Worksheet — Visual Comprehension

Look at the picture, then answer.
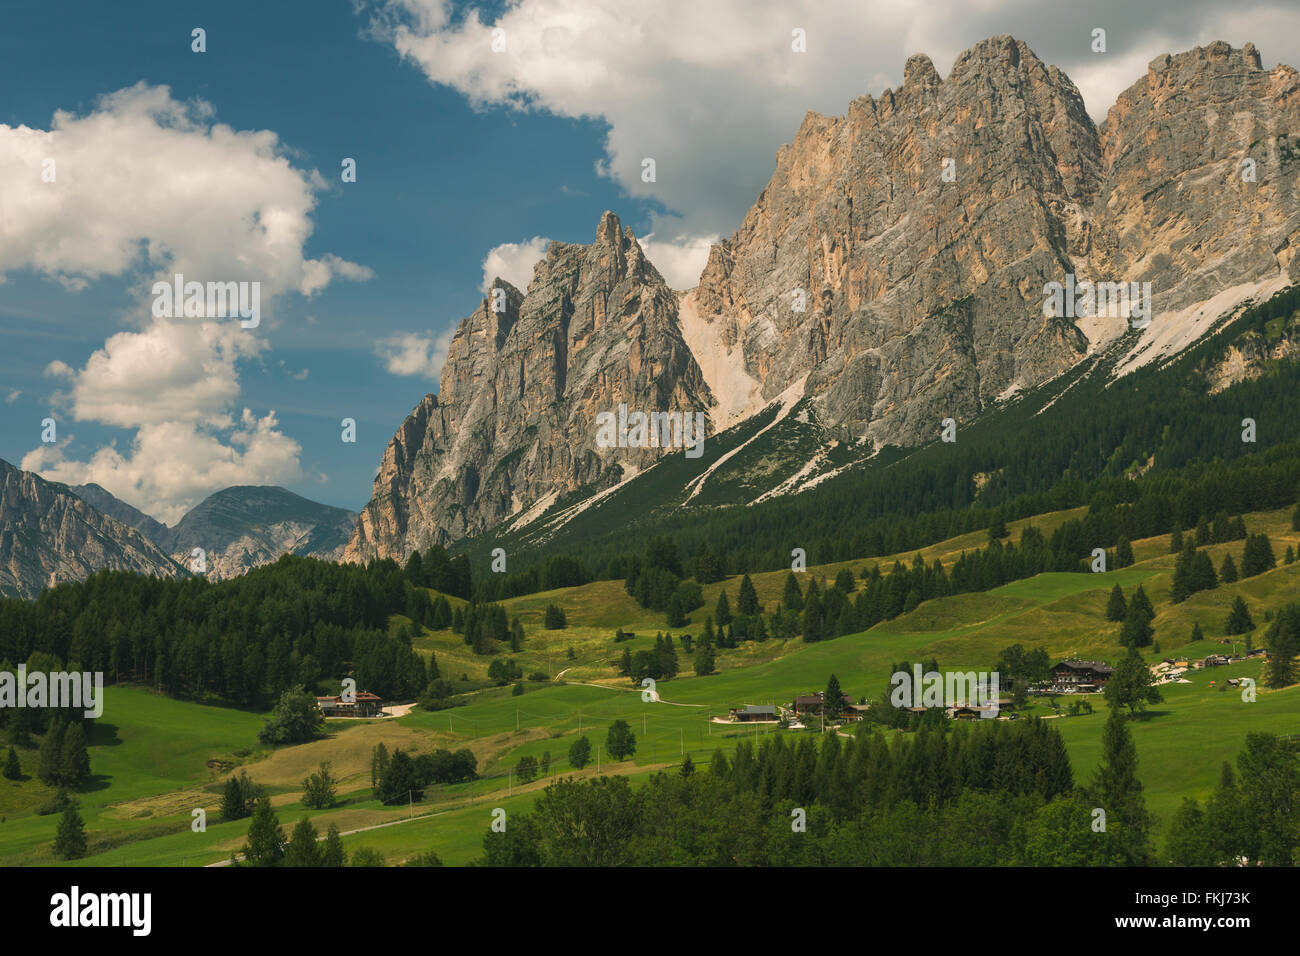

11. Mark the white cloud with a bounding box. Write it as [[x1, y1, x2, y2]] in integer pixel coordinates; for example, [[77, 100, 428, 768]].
[[0, 83, 368, 297], [3, 84, 368, 519], [481, 236, 552, 293], [638, 233, 718, 290], [22, 410, 302, 525], [376, 329, 454, 379], [374, 0, 1300, 243], [4, 390, 21, 404]]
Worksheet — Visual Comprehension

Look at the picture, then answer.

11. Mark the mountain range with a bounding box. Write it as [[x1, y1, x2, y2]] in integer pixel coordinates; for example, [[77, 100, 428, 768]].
[[0, 466, 357, 598], [7, 36, 1300, 597], [345, 36, 1300, 564]]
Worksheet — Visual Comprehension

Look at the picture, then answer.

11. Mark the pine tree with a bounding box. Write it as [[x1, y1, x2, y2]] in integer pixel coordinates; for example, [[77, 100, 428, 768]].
[[1224, 597, 1254, 636], [714, 590, 733, 627], [37, 720, 64, 786], [680, 753, 695, 777], [321, 823, 347, 867], [2, 746, 19, 780], [1091, 705, 1155, 865], [284, 817, 321, 866], [1263, 604, 1300, 689], [1169, 526, 1183, 553], [737, 574, 760, 616], [1105, 584, 1127, 622], [693, 643, 715, 677], [241, 795, 285, 866], [1189, 621, 1204, 642], [1129, 585, 1154, 620], [823, 674, 845, 719], [59, 722, 90, 789], [1115, 536, 1134, 568], [1242, 533, 1277, 577], [1219, 553, 1239, 583], [53, 804, 86, 860], [618, 647, 632, 676], [782, 572, 804, 612]]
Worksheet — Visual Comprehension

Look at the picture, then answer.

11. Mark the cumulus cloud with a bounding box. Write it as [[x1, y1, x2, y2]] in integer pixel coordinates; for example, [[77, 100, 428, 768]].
[[2, 84, 368, 519], [372, 0, 1300, 244], [480, 236, 552, 293], [22, 410, 302, 525], [376, 329, 454, 380], [638, 233, 718, 291]]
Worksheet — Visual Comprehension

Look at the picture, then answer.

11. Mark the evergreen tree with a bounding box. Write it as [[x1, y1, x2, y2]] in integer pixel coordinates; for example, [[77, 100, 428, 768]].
[[737, 574, 760, 616], [321, 823, 347, 867], [714, 590, 732, 627], [302, 762, 338, 810], [37, 720, 64, 786], [284, 817, 321, 867], [220, 770, 258, 821], [544, 604, 567, 629], [1115, 536, 1134, 568], [680, 753, 695, 777], [1219, 553, 1239, 583], [693, 643, 716, 677], [1104, 584, 1127, 622], [1091, 705, 1155, 865], [1263, 604, 1300, 689], [801, 589, 825, 643], [823, 674, 845, 719], [59, 722, 91, 789], [2, 746, 19, 780], [1189, 621, 1204, 643], [1165, 798, 1216, 866], [1242, 533, 1277, 577], [1169, 526, 1183, 553], [782, 572, 804, 612], [1224, 596, 1254, 636], [370, 742, 390, 790], [53, 804, 86, 860], [241, 795, 285, 866], [1129, 585, 1154, 620]]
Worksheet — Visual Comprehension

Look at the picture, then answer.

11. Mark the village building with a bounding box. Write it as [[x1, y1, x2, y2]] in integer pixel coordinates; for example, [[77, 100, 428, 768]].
[[728, 704, 777, 723], [792, 690, 854, 716], [1048, 660, 1114, 692], [315, 690, 384, 718]]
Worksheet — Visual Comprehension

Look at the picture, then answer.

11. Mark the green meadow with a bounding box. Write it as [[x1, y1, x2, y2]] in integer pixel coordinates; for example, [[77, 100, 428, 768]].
[[4, 506, 1297, 865]]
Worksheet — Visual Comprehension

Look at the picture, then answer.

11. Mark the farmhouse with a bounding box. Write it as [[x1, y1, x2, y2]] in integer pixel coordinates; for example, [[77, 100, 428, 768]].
[[316, 690, 384, 717], [728, 704, 777, 722], [1051, 660, 1114, 688], [792, 690, 854, 716]]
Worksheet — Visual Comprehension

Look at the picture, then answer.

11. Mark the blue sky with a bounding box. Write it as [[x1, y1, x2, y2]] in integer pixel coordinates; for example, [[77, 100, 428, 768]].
[[3, 0, 1295, 522], [0, 0, 636, 518]]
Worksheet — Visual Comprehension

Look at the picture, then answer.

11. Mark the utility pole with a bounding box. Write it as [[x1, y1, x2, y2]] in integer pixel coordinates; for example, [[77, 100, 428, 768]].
[[680, 728, 684, 755]]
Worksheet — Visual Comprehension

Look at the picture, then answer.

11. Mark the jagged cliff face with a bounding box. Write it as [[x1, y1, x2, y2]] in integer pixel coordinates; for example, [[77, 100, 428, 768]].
[[1, 460, 184, 599], [693, 36, 1102, 447], [346, 212, 713, 561], [351, 37, 1300, 561], [1090, 41, 1300, 312], [693, 36, 1300, 448]]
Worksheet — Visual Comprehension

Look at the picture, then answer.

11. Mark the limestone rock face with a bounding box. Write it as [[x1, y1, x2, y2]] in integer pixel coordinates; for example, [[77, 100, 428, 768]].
[[0, 459, 184, 599], [350, 38, 1300, 561], [694, 36, 1102, 448], [694, 37, 1300, 448], [345, 212, 713, 561], [1090, 42, 1300, 312]]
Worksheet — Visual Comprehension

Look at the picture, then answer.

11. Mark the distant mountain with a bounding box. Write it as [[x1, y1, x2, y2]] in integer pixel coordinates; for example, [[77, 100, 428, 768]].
[[72, 482, 168, 542], [159, 486, 358, 581], [0, 459, 185, 599]]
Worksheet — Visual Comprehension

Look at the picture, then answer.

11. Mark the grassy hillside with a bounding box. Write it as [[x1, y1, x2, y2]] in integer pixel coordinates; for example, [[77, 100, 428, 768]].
[[4, 504, 1296, 866]]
